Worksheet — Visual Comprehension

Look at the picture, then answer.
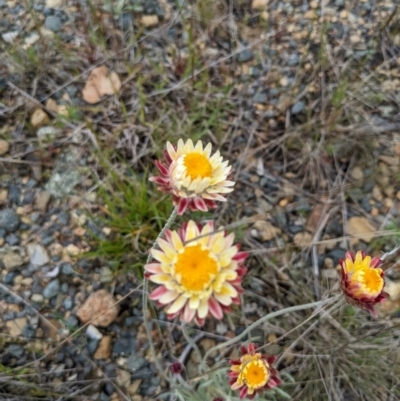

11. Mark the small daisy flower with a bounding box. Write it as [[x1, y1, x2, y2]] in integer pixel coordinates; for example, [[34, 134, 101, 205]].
[[145, 220, 247, 326], [149, 139, 235, 215], [339, 250, 388, 316], [229, 343, 281, 400]]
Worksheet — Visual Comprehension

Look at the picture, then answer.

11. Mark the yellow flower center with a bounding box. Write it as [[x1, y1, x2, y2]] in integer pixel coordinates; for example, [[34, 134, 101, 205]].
[[174, 245, 218, 292], [238, 357, 269, 389], [352, 267, 384, 295], [183, 152, 213, 180]]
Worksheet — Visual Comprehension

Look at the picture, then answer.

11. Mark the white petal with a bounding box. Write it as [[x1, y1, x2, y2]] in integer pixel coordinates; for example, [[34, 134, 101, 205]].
[[166, 142, 177, 160], [214, 294, 232, 305], [211, 235, 225, 254], [188, 176, 201, 191], [194, 177, 211, 194], [150, 274, 171, 284], [158, 238, 177, 259], [197, 299, 209, 319], [151, 249, 172, 264], [185, 220, 199, 242], [159, 290, 180, 304], [203, 143, 212, 158], [183, 139, 193, 153], [219, 282, 238, 297], [194, 141, 203, 152], [167, 294, 188, 314], [171, 231, 184, 252], [189, 296, 200, 310]]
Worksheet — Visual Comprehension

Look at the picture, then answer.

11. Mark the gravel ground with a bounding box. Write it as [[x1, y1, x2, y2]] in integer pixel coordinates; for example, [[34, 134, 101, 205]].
[[1, 0, 400, 400]]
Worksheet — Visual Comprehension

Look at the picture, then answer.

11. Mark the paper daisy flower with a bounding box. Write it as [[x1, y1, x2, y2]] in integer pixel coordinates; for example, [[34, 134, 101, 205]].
[[145, 220, 247, 326], [149, 139, 235, 215], [229, 343, 281, 400], [339, 250, 388, 316]]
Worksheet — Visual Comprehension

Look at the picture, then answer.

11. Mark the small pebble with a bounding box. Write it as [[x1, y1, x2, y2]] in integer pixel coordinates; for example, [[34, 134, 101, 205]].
[[44, 15, 63, 32], [43, 279, 60, 299]]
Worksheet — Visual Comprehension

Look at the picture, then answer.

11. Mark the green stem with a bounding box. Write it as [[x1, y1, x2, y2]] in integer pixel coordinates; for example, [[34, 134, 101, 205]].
[[200, 297, 336, 371], [142, 206, 179, 380], [181, 322, 203, 364]]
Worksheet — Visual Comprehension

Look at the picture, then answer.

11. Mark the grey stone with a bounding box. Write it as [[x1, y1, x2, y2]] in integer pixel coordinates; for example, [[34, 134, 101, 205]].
[[61, 262, 74, 275], [216, 322, 227, 335], [63, 297, 73, 310], [291, 101, 305, 114], [253, 93, 267, 104], [3, 271, 17, 284], [44, 16, 63, 32], [237, 49, 254, 63], [22, 324, 35, 338], [45, 170, 81, 198], [87, 338, 99, 355], [8, 344, 24, 358], [288, 225, 303, 235], [127, 354, 148, 372], [66, 315, 78, 327], [8, 185, 20, 204], [0, 209, 19, 232], [27, 244, 50, 267], [112, 333, 136, 355], [6, 233, 19, 245], [43, 279, 60, 299]]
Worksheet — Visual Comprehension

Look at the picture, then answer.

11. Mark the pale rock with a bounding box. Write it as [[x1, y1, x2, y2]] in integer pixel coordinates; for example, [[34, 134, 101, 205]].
[[141, 15, 159, 27], [0, 189, 8, 202], [64, 244, 81, 256], [58, 105, 68, 116], [93, 335, 112, 359], [350, 166, 363, 181], [251, 0, 268, 10], [31, 293, 44, 303], [2, 31, 18, 44], [116, 368, 131, 387], [30, 108, 49, 128], [322, 269, 338, 280], [2, 252, 24, 270], [306, 204, 324, 231], [24, 32, 40, 47], [383, 185, 394, 197], [6, 317, 27, 336], [86, 324, 103, 341], [0, 139, 10, 155], [35, 191, 51, 212], [293, 232, 312, 247], [46, 0, 62, 7], [372, 185, 383, 201], [27, 243, 50, 267], [37, 126, 61, 143], [76, 290, 119, 327], [379, 155, 399, 166], [323, 257, 334, 269], [45, 98, 59, 113], [350, 35, 361, 44], [384, 278, 400, 301], [22, 277, 33, 286], [347, 216, 375, 243], [253, 221, 281, 241], [128, 380, 142, 396], [99, 266, 113, 283]]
